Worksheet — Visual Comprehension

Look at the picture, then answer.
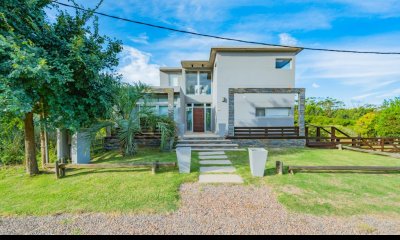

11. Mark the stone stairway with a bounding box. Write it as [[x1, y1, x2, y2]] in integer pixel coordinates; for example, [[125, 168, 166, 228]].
[[177, 134, 245, 151], [198, 151, 244, 184]]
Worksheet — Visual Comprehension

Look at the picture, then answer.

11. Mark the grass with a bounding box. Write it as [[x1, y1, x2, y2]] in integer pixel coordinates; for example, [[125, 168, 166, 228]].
[[227, 148, 400, 216], [1, 146, 399, 217], [0, 148, 199, 216]]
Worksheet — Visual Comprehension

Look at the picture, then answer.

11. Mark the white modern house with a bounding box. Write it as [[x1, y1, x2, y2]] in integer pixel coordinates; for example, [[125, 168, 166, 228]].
[[149, 46, 306, 142]]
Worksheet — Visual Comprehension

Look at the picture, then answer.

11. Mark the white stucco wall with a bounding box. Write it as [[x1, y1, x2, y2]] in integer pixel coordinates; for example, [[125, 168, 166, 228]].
[[214, 52, 297, 133], [234, 94, 295, 127]]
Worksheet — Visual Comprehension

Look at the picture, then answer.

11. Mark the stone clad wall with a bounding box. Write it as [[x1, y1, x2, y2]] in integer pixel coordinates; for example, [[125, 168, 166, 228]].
[[231, 139, 306, 148]]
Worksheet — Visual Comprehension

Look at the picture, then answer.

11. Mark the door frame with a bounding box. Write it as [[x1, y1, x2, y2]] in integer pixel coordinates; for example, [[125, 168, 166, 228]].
[[186, 103, 212, 133]]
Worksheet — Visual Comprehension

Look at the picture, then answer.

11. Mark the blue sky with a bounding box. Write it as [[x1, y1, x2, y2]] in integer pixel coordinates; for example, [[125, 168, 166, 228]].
[[50, 0, 400, 106]]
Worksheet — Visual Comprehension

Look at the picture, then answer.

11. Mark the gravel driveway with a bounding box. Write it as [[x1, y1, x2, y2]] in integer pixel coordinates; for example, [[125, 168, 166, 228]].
[[1, 183, 399, 235]]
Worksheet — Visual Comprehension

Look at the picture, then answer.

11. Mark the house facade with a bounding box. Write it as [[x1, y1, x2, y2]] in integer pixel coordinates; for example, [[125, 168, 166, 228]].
[[151, 46, 305, 137]]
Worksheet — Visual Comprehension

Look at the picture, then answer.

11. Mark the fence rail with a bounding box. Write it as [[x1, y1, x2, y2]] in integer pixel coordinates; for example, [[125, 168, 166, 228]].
[[231, 127, 300, 139], [306, 126, 400, 152], [228, 125, 400, 153]]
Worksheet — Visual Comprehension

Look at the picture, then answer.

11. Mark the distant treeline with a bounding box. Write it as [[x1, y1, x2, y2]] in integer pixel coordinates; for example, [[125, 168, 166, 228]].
[[296, 97, 400, 137]]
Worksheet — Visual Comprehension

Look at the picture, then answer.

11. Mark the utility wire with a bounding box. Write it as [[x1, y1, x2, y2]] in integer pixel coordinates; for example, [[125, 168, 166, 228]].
[[53, 1, 400, 55]]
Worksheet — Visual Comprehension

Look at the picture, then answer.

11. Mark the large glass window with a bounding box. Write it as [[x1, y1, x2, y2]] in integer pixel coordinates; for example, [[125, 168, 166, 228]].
[[199, 72, 212, 95], [186, 72, 197, 95], [186, 71, 212, 95]]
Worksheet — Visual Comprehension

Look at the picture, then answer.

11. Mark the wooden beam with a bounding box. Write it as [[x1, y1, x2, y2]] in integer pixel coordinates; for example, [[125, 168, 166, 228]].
[[288, 165, 400, 174], [341, 145, 400, 159], [45, 162, 176, 169]]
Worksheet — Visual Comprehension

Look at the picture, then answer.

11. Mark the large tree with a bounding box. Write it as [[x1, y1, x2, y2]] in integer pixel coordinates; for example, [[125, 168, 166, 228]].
[[0, 0, 122, 175]]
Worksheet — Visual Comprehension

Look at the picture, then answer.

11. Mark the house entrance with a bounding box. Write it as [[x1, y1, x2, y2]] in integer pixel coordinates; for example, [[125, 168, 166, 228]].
[[186, 104, 212, 133]]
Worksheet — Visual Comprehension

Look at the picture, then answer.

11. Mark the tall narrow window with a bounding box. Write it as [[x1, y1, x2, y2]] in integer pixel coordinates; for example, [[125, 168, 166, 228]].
[[276, 59, 292, 69], [186, 72, 197, 95], [199, 72, 212, 95]]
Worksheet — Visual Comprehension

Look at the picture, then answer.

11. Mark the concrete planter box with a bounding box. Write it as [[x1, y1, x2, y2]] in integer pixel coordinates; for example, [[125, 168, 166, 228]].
[[71, 131, 91, 164], [248, 148, 268, 177], [176, 147, 191, 174]]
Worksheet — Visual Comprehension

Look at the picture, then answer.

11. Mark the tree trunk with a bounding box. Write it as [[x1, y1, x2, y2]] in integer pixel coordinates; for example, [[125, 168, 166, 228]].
[[24, 112, 39, 175], [40, 115, 49, 166]]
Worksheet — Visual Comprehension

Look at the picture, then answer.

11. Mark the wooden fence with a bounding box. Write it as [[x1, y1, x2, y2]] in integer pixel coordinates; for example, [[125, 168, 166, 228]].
[[306, 126, 400, 153], [231, 127, 300, 139], [228, 125, 400, 153]]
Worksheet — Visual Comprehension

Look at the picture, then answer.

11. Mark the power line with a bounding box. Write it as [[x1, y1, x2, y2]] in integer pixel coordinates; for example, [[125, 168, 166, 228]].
[[52, 1, 400, 55]]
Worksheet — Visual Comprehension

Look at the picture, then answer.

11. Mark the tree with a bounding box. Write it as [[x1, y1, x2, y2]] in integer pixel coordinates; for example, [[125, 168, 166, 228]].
[[375, 98, 400, 137], [0, 0, 122, 175], [0, 0, 53, 175], [355, 112, 377, 137]]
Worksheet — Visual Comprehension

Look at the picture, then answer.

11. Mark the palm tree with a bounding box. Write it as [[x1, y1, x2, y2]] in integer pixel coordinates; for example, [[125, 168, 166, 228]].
[[91, 82, 177, 156]]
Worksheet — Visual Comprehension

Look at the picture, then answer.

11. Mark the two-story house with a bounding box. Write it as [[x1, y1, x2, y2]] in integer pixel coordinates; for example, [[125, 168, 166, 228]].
[[149, 46, 306, 141]]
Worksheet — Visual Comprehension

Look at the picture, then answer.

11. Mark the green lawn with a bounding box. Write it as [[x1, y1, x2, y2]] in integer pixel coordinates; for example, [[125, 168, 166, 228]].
[[227, 148, 400, 216], [1, 147, 399, 217], [0, 148, 199, 216]]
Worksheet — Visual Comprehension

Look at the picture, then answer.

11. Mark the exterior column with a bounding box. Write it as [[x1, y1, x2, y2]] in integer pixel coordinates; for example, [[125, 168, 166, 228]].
[[57, 129, 70, 163], [298, 89, 306, 137], [167, 88, 174, 120], [228, 88, 235, 137]]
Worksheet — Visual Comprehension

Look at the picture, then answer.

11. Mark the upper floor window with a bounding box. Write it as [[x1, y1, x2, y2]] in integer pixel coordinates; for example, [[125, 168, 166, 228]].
[[168, 74, 180, 87], [186, 71, 211, 95], [276, 59, 292, 69]]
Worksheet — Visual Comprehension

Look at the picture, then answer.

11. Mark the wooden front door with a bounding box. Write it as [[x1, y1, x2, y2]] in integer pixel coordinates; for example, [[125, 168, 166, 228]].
[[193, 108, 205, 132]]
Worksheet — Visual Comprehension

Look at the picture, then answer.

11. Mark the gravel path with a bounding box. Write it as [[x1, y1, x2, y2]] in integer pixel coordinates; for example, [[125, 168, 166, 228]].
[[1, 183, 399, 235]]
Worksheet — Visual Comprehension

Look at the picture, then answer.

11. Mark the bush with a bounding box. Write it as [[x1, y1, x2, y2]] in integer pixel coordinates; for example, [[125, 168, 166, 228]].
[[0, 131, 24, 165]]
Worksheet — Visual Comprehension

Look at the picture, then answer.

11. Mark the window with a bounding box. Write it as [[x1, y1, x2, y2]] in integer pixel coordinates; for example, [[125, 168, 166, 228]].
[[266, 108, 291, 117], [255, 108, 266, 117], [199, 71, 212, 95], [276, 59, 292, 69], [186, 71, 212, 95], [186, 72, 197, 95], [256, 107, 291, 117], [168, 74, 180, 87], [159, 106, 169, 116]]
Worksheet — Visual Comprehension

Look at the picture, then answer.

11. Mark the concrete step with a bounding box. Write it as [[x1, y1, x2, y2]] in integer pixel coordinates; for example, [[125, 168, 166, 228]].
[[198, 151, 226, 156], [191, 148, 246, 152], [199, 155, 228, 160], [200, 166, 236, 173], [199, 160, 232, 165], [178, 140, 232, 144], [176, 144, 239, 148], [199, 174, 244, 184]]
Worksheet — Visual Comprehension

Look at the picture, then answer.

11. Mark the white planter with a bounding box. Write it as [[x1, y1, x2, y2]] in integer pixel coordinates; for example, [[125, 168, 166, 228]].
[[176, 147, 191, 174], [248, 148, 268, 177]]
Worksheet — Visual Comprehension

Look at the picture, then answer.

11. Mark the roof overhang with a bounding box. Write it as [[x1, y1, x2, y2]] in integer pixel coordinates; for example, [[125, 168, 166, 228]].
[[178, 46, 303, 69], [209, 46, 303, 66], [181, 61, 212, 69]]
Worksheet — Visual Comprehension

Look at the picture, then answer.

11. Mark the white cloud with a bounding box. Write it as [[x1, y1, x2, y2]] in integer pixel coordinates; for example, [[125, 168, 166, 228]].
[[129, 33, 149, 45], [118, 46, 160, 86], [279, 33, 298, 46], [234, 9, 332, 32], [297, 32, 400, 103], [312, 83, 320, 88]]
